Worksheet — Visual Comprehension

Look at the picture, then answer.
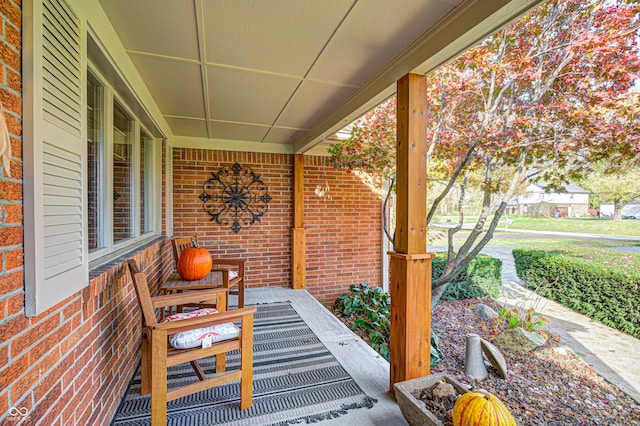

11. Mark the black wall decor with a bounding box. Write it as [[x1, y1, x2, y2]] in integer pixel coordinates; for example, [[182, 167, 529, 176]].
[[199, 162, 272, 233]]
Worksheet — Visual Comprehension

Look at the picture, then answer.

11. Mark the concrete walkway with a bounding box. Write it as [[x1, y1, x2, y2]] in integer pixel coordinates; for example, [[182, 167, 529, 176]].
[[480, 247, 640, 403], [245, 287, 409, 426]]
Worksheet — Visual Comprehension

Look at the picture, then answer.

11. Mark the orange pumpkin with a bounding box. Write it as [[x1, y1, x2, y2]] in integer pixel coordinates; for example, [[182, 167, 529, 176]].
[[453, 389, 516, 426], [177, 247, 212, 280]]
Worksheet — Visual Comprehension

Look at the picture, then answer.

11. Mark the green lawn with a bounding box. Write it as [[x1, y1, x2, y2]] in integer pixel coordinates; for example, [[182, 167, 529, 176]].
[[432, 215, 640, 236], [504, 216, 640, 236], [430, 234, 640, 272]]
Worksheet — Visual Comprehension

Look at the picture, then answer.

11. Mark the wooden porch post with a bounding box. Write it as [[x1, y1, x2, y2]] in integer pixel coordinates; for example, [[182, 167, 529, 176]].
[[389, 73, 434, 390], [292, 154, 306, 289]]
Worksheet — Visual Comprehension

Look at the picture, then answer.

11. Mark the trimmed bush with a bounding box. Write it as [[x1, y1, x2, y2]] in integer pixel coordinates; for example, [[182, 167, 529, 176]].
[[432, 253, 502, 300], [513, 249, 640, 338]]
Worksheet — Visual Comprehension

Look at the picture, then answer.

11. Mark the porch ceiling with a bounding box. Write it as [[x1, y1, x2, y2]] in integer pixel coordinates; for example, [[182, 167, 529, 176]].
[[98, 0, 543, 154]]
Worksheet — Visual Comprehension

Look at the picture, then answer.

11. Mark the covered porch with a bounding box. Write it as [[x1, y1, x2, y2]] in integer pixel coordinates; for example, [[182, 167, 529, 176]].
[[1, 0, 545, 424], [113, 285, 405, 425]]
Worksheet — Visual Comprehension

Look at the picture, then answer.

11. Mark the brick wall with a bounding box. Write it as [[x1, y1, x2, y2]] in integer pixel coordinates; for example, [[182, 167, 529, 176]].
[[0, 2, 175, 425], [304, 156, 382, 303], [1, 236, 173, 425], [172, 149, 382, 305], [172, 150, 293, 288]]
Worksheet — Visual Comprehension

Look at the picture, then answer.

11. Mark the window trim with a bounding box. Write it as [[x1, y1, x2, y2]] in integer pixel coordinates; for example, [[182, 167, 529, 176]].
[[87, 64, 160, 264]]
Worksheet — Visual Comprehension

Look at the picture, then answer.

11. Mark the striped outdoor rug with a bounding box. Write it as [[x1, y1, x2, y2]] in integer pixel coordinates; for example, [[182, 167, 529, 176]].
[[111, 302, 377, 425]]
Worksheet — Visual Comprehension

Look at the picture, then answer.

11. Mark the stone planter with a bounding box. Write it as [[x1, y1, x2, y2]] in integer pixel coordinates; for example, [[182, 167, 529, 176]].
[[393, 373, 469, 426]]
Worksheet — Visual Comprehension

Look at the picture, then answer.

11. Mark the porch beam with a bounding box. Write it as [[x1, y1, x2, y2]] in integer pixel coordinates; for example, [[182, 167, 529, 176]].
[[292, 154, 306, 289], [389, 73, 433, 390]]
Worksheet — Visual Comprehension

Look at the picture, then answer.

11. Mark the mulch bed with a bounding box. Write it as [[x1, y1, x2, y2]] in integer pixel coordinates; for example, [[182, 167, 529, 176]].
[[335, 297, 640, 425]]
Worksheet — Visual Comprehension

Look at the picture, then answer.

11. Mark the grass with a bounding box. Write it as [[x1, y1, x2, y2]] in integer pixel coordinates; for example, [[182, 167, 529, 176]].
[[430, 233, 640, 272], [431, 216, 640, 236], [503, 216, 640, 236]]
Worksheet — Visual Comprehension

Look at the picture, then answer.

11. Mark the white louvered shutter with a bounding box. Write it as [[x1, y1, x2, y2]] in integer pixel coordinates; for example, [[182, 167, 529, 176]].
[[24, 0, 88, 316]]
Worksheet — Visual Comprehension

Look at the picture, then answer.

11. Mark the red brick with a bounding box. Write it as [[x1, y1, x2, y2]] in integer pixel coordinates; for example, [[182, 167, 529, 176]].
[[7, 292, 22, 316], [10, 137, 21, 160], [62, 298, 81, 320], [30, 322, 69, 365], [39, 383, 72, 426], [0, 63, 4, 85], [13, 348, 60, 400], [30, 380, 61, 426], [0, 108, 20, 137], [75, 400, 94, 426], [8, 160, 22, 180], [34, 353, 73, 401], [5, 21, 21, 52], [2, 240, 169, 425], [0, 391, 7, 421], [0, 1, 21, 28], [5, 249, 23, 270], [0, 84, 21, 112], [61, 320, 90, 355], [3, 204, 22, 225], [0, 313, 27, 341], [0, 353, 27, 389], [31, 296, 71, 324], [0, 344, 7, 368], [85, 403, 103, 426], [34, 383, 62, 422], [0, 180, 22, 201], [67, 312, 81, 331]]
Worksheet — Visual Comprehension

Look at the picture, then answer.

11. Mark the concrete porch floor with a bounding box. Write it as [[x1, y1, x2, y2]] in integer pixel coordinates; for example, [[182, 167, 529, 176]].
[[244, 286, 409, 426]]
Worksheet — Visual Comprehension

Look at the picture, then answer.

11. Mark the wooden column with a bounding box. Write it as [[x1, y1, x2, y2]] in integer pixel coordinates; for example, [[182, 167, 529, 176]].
[[292, 154, 306, 289], [389, 73, 433, 390]]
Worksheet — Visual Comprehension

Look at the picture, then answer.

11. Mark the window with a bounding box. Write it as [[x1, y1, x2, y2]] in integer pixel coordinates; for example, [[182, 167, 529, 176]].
[[113, 101, 134, 243], [140, 131, 153, 234], [87, 73, 104, 252], [88, 69, 157, 259]]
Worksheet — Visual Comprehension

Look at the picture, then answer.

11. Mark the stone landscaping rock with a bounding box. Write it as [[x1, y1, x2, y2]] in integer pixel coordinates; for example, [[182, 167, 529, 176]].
[[432, 381, 456, 399], [480, 338, 508, 379], [493, 327, 547, 352], [470, 304, 500, 321]]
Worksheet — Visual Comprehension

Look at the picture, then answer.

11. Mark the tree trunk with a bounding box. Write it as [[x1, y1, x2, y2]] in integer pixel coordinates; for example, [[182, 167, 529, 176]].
[[614, 200, 624, 221]]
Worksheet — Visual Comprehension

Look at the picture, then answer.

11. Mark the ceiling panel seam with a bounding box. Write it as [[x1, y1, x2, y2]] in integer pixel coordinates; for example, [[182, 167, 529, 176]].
[[126, 50, 200, 65], [207, 119, 308, 131], [124, 51, 361, 90], [194, 0, 213, 138], [163, 115, 207, 121], [262, 0, 360, 144]]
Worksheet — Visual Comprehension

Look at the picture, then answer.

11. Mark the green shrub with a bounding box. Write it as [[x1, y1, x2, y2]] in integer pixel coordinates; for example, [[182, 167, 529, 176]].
[[432, 253, 502, 300], [334, 282, 442, 366], [513, 249, 640, 338], [527, 201, 556, 218]]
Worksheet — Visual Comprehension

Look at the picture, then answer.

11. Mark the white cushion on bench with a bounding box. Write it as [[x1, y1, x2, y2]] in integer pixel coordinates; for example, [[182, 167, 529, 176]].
[[161, 308, 239, 349]]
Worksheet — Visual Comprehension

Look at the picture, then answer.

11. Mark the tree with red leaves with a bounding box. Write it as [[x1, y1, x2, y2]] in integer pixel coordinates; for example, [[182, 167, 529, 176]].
[[328, 0, 640, 305]]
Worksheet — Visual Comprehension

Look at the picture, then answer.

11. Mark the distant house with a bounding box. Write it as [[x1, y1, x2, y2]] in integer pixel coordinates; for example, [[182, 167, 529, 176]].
[[507, 183, 590, 217]]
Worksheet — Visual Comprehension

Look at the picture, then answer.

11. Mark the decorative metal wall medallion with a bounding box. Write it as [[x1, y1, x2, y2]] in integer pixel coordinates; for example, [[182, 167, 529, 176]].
[[199, 162, 272, 233]]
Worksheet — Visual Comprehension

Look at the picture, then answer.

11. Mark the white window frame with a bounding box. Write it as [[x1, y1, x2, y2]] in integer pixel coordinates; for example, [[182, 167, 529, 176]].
[[88, 64, 158, 264]]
